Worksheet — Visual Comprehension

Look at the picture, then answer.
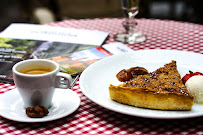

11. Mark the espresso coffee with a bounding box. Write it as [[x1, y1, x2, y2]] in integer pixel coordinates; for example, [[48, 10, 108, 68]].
[[20, 68, 53, 75]]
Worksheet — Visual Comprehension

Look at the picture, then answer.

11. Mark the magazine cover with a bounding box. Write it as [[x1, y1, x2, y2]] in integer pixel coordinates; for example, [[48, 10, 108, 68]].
[[0, 23, 109, 83]]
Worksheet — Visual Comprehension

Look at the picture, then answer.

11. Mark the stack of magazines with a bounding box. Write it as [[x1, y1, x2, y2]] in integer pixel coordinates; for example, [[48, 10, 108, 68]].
[[0, 23, 133, 83]]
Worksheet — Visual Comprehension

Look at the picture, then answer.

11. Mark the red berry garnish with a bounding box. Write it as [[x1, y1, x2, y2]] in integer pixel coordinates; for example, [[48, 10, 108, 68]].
[[182, 71, 203, 84]]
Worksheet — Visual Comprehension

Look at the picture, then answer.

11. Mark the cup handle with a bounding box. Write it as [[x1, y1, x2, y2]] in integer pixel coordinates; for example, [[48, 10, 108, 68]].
[[55, 72, 73, 89]]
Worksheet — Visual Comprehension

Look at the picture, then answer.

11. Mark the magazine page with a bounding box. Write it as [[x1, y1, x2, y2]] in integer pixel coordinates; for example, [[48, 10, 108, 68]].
[[0, 23, 109, 46], [102, 42, 134, 55], [48, 47, 111, 76], [0, 38, 100, 83]]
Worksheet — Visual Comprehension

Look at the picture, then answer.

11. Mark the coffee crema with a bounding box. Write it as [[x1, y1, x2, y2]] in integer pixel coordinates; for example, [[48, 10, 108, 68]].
[[20, 68, 53, 75]]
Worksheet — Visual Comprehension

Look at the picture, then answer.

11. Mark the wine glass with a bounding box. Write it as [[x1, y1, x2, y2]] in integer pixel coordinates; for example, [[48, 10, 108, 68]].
[[114, 0, 146, 44]]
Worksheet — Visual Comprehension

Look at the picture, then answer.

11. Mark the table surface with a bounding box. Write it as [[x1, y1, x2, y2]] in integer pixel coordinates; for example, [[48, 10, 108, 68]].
[[0, 18, 203, 135]]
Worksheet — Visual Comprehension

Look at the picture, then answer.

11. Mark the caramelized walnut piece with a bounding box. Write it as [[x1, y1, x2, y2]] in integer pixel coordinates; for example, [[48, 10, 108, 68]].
[[116, 69, 132, 82], [116, 67, 149, 82], [26, 105, 49, 118], [127, 67, 149, 78]]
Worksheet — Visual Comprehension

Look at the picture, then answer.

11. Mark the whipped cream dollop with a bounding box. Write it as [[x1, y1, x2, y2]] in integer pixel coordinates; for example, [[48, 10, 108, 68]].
[[185, 75, 203, 103]]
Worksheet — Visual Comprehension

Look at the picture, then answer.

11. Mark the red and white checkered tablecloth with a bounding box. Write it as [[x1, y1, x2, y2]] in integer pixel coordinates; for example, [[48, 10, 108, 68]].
[[0, 18, 203, 135]]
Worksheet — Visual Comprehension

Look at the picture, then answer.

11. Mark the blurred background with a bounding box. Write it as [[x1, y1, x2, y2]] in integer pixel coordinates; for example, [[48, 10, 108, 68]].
[[0, 0, 202, 31]]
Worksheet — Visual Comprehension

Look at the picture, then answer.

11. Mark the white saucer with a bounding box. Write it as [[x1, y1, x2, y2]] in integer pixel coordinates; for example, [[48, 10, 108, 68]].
[[0, 88, 80, 123]]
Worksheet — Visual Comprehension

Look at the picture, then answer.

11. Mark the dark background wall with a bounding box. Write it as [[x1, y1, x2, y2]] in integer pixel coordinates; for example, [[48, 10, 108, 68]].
[[0, 0, 202, 31]]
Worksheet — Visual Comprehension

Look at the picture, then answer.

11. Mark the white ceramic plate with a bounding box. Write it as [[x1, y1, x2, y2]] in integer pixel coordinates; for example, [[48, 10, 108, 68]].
[[0, 88, 80, 122], [80, 49, 203, 119]]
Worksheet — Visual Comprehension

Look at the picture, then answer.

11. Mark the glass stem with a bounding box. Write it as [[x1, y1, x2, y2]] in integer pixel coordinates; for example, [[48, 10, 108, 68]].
[[123, 18, 137, 35]]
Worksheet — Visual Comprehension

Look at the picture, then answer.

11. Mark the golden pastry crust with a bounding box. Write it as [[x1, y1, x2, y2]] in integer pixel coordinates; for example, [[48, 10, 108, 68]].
[[109, 61, 194, 110], [109, 84, 194, 110]]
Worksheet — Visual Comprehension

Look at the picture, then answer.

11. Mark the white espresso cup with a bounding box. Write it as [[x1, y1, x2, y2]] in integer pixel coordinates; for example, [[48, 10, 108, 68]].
[[12, 59, 72, 108]]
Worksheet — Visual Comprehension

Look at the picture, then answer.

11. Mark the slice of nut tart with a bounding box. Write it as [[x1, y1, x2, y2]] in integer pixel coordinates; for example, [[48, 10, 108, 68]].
[[109, 60, 194, 110]]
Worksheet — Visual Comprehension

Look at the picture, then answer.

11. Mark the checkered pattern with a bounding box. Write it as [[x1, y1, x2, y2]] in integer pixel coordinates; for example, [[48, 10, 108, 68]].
[[1, 18, 203, 135], [49, 18, 203, 54]]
